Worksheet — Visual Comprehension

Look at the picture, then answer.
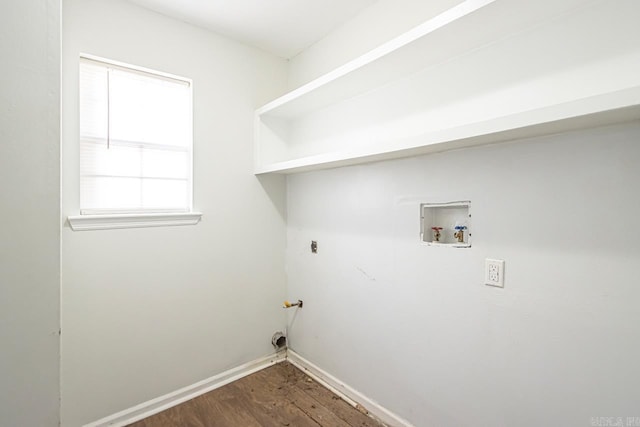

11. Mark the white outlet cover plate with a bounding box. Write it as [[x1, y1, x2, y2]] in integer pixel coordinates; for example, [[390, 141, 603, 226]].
[[485, 259, 505, 288]]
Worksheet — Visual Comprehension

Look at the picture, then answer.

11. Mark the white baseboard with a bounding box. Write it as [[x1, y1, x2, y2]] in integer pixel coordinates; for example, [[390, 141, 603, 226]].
[[84, 351, 287, 427], [286, 350, 415, 427]]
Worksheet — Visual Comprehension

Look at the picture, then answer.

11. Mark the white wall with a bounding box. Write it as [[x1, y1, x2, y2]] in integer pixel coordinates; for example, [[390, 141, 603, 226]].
[[286, 2, 640, 425], [286, 123, 640, 426], [61, 1, 288, 425], [0, 0, 61, 425]]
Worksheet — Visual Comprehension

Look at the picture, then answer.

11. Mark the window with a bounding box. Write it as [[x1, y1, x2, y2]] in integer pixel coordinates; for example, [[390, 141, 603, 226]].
[[79, 56, 193, 215]]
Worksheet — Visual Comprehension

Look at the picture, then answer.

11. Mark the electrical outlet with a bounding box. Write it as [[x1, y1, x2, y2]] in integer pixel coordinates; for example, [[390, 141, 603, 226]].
[[485, 259, 505, 287]]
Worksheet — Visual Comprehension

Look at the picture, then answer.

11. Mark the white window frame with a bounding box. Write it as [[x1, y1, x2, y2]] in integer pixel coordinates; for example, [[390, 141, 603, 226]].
[[68, 54, 201, 231]]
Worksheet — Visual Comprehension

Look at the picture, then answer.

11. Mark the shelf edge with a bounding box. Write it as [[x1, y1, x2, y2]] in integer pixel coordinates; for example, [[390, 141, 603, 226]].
[[254, 90, 640, 175]]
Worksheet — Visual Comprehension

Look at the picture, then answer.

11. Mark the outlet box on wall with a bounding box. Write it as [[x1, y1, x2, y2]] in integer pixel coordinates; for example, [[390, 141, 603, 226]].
[[485, 259, 505, 287], [420, 201, 471, 248]]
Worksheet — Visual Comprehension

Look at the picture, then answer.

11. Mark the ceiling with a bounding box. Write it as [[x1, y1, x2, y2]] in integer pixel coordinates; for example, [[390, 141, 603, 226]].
[[126, 0, 377, 59]]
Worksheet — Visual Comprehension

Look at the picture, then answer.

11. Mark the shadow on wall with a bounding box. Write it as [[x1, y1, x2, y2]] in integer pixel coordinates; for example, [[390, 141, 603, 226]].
[[256, 174, 287, 221]]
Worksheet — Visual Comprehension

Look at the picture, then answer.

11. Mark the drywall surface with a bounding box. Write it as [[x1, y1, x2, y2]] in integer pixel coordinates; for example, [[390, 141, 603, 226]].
[[61, 1, 288, 425], [286, 122, 640, 426], [0, 0, 61, 425], [288, 0, 463, 87]]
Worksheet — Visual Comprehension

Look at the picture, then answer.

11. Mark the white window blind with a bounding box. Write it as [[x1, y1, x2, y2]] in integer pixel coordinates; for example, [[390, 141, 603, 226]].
[[79, 57, 192, 214]]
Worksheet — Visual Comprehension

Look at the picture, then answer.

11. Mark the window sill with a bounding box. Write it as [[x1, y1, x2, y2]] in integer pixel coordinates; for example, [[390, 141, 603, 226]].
[[67, 212, 202, 231]]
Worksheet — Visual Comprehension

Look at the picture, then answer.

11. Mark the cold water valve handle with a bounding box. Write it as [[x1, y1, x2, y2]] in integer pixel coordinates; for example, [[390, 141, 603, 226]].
[[283, 300, 303, 309], [454, 225, 467, 243]]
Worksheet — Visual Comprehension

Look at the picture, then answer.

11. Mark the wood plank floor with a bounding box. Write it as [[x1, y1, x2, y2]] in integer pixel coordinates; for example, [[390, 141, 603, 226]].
[[128, 362, 384, 427]]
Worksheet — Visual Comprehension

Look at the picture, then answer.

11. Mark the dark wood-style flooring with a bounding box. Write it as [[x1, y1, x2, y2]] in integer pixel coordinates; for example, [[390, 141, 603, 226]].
[[128, 362, 384, 427]]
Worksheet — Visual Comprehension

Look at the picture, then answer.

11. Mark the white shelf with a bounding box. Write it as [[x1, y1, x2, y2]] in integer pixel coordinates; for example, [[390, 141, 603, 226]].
[[257, 0, 497, 119], [255, 0, 640, 175]]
